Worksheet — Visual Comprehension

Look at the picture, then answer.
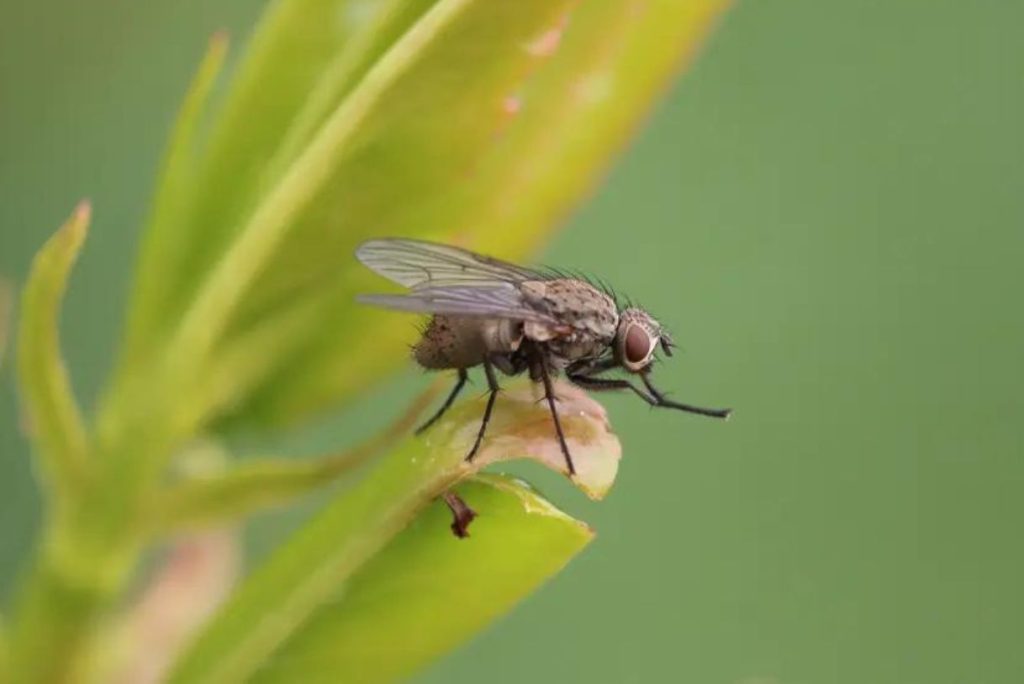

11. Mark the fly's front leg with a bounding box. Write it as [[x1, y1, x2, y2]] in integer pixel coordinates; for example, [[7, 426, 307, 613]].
[[567, 372, 657, 404], [465, 358, 500, 462], [569, 364, 731, 419], [566, 358, 657, 402], [640, 373, 732, 419]]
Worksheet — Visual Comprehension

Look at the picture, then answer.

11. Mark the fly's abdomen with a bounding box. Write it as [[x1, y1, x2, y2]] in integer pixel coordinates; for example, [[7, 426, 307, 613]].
[[413, 315, 523, 370]]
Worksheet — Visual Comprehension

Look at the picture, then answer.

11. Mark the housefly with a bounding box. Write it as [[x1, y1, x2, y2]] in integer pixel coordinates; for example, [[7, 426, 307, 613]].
[[356, 238, 731, 480]]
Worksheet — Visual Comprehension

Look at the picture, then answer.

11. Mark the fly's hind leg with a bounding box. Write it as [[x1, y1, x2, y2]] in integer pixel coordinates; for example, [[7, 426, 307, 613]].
[[416, 368, 469, 435], [465, 359, 500, 462]]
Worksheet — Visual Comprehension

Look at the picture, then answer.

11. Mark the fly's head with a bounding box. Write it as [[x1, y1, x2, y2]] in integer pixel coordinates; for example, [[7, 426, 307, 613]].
[[613, 307, 673, 373]]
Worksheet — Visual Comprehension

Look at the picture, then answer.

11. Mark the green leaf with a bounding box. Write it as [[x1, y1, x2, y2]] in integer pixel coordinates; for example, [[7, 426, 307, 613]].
[[168, 381, 618, 683], [93, 35, 230, 482], [121, 0, 438, 367], [122, 33, 228, 369], [148, 455, 360, 535], [146, 384, 443, 536], [251, 474, 592, 684], [17, 202, 91, 500]]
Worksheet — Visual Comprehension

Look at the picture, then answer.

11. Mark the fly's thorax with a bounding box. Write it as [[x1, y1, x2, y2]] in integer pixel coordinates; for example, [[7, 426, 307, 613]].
[[520, 278, 618, 344], [414, 315, 523, 370]]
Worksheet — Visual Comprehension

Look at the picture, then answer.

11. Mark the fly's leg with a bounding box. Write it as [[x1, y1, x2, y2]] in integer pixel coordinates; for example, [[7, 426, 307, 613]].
[[640, 373, 732, 419], [466, 359, 500, 462], [535, 350, 576, 476], [569, 371, 731, 419], [442, 491, 477, 539], [416, 368, 469, 435], [568, 373, 656, 402]]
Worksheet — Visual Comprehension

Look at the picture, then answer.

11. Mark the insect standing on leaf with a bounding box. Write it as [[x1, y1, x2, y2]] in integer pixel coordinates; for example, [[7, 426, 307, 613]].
[[355, 238, 732, 482]]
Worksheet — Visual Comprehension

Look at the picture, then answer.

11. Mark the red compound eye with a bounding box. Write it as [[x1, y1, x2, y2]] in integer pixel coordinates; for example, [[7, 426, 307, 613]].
[[624, 325, 652, 365]]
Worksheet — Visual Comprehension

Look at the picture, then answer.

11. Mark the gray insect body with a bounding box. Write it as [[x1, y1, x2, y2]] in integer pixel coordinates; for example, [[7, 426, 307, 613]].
[[356, 238, 730, 477], [412, 276, 618, 373]]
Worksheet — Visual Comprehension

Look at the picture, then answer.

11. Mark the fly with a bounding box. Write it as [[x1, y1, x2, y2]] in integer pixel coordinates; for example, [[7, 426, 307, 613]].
[[355, 238, 731, 478]]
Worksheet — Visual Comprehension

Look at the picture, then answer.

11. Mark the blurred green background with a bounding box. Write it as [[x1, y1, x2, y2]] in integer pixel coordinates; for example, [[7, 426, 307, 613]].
[[2, 1, 1022, 683]]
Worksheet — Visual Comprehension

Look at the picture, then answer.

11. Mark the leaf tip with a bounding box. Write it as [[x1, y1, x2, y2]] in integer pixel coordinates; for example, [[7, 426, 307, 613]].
[[73, 198, 92, 220], [486, 473, 597, 541], [446, 381, 622, 501], [209, 30, 230, 56], [64, 200, 92, 247]]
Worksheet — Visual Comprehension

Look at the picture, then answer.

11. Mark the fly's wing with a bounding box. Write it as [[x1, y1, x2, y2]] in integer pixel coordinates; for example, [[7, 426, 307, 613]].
[[356, 238, 540, 290], [356, 238, 561, 323], [358, 285, 557, 323]]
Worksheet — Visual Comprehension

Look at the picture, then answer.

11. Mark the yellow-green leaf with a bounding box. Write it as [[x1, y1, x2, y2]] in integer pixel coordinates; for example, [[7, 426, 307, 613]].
[[122, 33, 228, 368], [251, 474, 592, 684], [147, 383, 443, 536], [167, 381, 617, 683], [17, 202, 91, 499], [122, 0, 438, 365]]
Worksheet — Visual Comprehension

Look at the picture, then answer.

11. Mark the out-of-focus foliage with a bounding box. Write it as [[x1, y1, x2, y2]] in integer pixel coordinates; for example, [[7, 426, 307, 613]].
[[3, 0, 728, 682], [15, 203, 91, 505], [117, 0, 730, 429]]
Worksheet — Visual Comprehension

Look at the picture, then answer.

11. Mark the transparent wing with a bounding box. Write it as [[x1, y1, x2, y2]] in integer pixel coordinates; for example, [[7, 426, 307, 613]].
[[356, 238, 540, 290], [357, 285, 558, 323]]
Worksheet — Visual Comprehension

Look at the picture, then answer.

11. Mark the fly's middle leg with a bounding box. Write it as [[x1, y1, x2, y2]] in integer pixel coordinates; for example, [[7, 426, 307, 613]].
[[465, 358, 500, 462], [534, 349, 576, 476]]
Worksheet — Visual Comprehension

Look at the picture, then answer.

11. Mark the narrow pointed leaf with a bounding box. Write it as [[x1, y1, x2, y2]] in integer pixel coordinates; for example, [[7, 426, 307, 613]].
[[147, 384, 442, 536], [168, 382, 618, 683], [123, 33, 228, 366], [17, 203, 91, 498], [250, 474, 592, 683], [122, 0, 438, 364], [148, 456, 362, 536]]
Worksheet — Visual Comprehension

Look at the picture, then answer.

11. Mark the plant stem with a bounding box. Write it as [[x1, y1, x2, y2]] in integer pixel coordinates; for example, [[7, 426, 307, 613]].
[[9, 405, 174, 682], [9, 511, 140, 682]]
